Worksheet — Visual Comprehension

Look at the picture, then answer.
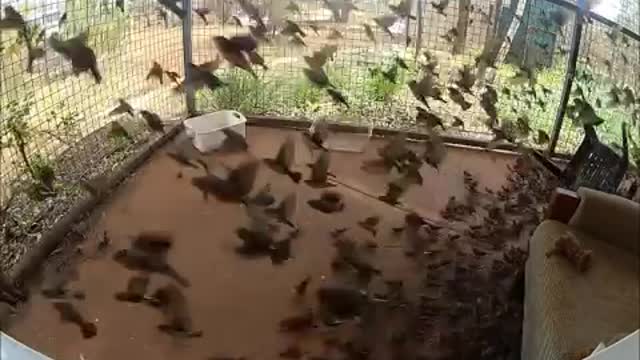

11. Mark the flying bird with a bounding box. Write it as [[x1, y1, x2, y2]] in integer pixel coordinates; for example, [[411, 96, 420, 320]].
[[109, 98, 135, 116], [281, 20, 306, 37], [146, 61, 164, 83], [363, 24, 376, 43], [191, 159, 259, 202], [49, 33, 102, 83], [389, 0, 416, 19], [326, 88, 349, 108], [213, 35, 258, 78], [373, 15, 398, 37], [303, 67, 334, 88], [158, 0, 186, 18], [193, 8, 211, 24], [265, 135, 302, 183], [431, 0, 450, 16], [0, 6, 26, 30], [447, 87, 472, 110]]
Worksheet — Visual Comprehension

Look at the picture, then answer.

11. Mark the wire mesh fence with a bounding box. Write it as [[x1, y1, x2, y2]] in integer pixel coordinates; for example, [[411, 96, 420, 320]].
[[0, 0, 187, 270], [1, 0, 639, 271], [188, 0, 609, 149]]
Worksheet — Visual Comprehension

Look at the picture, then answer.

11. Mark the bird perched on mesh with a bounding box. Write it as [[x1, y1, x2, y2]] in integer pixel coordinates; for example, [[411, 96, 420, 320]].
[[140, 110, 165, 133], [49, 32, 102, 83], [146, 61, 164, 84]]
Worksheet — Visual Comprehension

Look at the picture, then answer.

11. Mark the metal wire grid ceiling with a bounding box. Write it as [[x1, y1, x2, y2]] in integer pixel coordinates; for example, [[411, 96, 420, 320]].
[[0, 0, 188, 203]]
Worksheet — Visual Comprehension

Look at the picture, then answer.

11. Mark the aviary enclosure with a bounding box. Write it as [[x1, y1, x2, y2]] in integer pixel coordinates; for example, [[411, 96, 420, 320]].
[[0, 0, 639, 358]]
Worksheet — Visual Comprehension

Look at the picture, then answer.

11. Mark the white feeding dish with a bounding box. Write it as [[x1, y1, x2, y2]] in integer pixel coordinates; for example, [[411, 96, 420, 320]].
[[184, 110, 247, 153]]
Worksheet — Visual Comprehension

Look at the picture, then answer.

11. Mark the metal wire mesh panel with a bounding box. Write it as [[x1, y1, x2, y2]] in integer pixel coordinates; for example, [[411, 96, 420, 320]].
[[189, 0, 576, 150], [0, 0, 187, 271], [556, 1, 640, 154]]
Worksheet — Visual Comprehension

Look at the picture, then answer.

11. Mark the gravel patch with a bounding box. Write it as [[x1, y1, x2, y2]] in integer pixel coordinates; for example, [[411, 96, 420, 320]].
[[0, 122, 161, 273]]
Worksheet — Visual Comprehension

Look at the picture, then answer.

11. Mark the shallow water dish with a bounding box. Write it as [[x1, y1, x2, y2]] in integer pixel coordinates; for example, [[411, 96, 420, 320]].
[[184, 110, 247, 153]]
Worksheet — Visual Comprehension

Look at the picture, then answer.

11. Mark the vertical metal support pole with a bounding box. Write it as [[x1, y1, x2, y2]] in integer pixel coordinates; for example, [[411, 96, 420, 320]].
[[182, 0, 195, 115], [548, 0, 585, 155], [414, 0, 423, 59]]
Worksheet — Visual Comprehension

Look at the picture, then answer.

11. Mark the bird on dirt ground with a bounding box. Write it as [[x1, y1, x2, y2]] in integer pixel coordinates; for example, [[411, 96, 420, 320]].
[[264, 136, 302, 183], [151, 284, 203, 338]]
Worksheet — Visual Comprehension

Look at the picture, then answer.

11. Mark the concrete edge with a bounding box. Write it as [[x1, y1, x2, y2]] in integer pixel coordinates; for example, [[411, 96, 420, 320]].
[[245, 115, 572, 160]]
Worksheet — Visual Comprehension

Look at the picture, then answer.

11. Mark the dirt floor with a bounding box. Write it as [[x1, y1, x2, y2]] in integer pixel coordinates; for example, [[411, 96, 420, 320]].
[[6, 126, 517, 360]]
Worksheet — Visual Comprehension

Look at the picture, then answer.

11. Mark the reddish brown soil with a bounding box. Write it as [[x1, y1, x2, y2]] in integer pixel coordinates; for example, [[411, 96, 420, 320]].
[[7, 126, 514, 360]]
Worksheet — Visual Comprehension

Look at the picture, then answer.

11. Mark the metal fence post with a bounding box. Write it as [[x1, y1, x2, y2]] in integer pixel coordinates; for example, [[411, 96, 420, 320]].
[[182, 0, 195, 115], [547, 0, 586, 155]]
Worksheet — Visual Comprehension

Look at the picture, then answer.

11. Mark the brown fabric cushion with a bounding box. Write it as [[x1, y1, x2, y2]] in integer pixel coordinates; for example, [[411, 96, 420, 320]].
[[522, 220, 640, 360], [569, 187, 640, 255]]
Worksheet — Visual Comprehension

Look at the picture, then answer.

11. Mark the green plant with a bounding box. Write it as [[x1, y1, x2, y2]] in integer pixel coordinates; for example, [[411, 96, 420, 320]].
[[495, 59, 574, 149], [3, 99, 35, 177], [2, 98, 58, 199], [196, 70, 285, 114], [361, 63, 406, 102], [290, 79, 324, 114], [42, 102, 84, 146]]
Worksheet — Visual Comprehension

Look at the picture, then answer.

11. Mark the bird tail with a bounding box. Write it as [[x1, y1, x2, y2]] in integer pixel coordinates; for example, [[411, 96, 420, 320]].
[[90, 65, 102, 83]]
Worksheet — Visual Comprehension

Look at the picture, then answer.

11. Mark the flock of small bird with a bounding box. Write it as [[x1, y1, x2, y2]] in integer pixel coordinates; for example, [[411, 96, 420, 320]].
[[1, 99, 554, 359]]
